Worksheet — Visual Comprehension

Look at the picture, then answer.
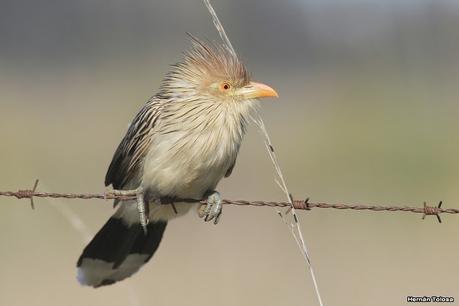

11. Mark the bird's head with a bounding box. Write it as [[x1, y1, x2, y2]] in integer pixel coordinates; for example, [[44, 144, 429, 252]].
[[160, 36, 278, 104]]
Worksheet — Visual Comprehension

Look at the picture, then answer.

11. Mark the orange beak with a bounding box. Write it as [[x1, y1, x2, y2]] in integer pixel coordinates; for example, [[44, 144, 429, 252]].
[[238, 81, 279, 99]]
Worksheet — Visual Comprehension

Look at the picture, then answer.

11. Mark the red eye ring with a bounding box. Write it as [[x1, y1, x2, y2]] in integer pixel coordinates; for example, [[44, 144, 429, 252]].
[[221, 82, 231, 90]]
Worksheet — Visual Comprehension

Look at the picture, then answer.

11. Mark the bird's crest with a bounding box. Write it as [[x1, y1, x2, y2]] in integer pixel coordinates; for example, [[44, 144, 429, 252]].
[[185, 34, 249, 85], [160, 36, 249, 96]]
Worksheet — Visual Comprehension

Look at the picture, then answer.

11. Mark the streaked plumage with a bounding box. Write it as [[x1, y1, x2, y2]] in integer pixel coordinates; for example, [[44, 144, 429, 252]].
[[77, 36, 277, 287]]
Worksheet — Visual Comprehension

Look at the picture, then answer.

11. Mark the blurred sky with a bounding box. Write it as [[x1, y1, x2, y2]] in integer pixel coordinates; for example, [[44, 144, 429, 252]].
[[1, 1, 459, 306]]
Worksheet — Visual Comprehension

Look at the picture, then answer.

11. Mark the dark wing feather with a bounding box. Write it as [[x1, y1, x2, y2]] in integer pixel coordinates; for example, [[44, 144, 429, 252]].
[[105, 98, 163, 189], [224, 160, 236, 178]]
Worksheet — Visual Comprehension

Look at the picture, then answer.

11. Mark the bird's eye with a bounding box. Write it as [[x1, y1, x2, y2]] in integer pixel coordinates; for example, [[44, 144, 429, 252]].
[[220, 82, 231, 91]]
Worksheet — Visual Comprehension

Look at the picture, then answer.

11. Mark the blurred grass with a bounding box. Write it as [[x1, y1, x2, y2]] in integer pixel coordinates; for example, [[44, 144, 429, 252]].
[[1, 0, 459, 305]]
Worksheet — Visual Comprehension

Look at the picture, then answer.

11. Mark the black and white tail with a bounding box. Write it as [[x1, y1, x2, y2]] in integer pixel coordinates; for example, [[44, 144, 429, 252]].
[[76, 205, 167, 288]]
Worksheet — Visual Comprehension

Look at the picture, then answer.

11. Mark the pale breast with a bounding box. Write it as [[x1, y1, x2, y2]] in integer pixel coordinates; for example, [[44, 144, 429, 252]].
[[141, 108, 244, 199]]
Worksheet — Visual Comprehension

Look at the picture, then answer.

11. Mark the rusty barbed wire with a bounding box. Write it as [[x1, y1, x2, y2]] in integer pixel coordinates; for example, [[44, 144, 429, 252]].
[[1, 180, 458, 223]]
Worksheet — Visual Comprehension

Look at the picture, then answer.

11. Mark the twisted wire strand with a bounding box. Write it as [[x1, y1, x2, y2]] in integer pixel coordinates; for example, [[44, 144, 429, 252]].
[[1, 184, 457, 218]]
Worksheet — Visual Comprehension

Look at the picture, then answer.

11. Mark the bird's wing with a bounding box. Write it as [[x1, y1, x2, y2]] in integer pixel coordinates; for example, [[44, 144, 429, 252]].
[[224, 161, 236, 178], [105, 98, 163, 189]]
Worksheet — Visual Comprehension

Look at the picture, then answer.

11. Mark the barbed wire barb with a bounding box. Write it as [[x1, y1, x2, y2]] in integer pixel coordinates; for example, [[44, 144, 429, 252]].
[[1, 180, 458, 222]]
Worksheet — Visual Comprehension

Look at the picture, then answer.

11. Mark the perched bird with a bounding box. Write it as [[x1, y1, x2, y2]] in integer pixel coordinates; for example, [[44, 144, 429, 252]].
[[76, 36, 278, 287]]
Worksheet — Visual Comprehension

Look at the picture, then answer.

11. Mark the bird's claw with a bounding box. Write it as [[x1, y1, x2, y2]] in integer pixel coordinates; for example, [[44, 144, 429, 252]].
[[199, 191, 222, 224], [135, 188, 149, 234], [109, 187, 149, 233]]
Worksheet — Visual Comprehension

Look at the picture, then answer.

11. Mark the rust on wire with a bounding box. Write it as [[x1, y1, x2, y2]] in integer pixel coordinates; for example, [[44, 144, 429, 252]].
[[12, 179, 40, 209], [422, 201, 443, 223], [0, 183, 458, 221]]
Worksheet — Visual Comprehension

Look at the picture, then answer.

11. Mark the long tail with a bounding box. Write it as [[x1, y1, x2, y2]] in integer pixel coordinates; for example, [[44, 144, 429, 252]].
[[76, 204, 167, 288]]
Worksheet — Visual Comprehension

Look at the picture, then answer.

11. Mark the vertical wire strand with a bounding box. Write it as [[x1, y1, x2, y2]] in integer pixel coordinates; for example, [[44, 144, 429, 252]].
[[203, 0, 237, 57], [251, 115, 324, 306], [203, 1, 324, 304]]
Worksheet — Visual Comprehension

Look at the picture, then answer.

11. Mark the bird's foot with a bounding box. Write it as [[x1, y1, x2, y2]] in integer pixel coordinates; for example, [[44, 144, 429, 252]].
[[198, 191, 222, 224], [135, 187, 149, 234], [106, 187, 149, 233]]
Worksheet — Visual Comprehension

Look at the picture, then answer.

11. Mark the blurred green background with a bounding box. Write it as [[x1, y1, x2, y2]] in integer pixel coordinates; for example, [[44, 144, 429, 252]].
[[1, 0, 458, 305]]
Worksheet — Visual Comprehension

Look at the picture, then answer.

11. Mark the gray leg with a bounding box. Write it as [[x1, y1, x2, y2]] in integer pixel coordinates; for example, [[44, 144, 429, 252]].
[[199, 191, 222, 224], [135, 188, 149, 234], [108, 187, 149, 233]]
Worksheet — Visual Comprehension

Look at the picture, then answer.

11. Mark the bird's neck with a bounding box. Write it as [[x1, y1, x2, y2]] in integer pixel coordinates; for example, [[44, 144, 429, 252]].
[[159, 98, 256, 139]]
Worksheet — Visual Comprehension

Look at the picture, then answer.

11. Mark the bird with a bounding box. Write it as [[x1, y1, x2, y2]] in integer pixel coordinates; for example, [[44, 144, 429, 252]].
[[76, 35, 278, 288]]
